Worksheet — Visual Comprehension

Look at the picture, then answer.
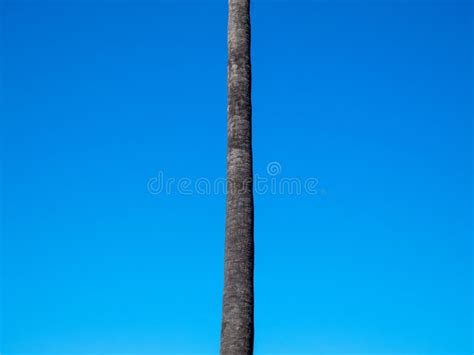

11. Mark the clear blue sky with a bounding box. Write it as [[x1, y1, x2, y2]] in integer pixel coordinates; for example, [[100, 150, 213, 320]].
[[1, 0, 472, 354]]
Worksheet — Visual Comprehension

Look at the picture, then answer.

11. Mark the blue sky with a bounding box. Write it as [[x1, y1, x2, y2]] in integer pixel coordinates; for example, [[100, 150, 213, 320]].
[[1, 0, 472, 354]]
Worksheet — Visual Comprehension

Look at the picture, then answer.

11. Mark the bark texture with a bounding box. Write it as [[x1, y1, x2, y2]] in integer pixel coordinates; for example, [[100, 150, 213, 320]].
[[220, 0, 254, 354]]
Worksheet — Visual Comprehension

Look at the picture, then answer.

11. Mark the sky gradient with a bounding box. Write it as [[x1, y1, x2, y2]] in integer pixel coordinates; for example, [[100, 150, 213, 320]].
[[1, 0, 473, 354]]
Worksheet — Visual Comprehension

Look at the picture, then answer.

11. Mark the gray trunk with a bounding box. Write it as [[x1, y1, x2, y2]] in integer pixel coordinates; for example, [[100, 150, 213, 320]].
[[220, 0, 254, 354]]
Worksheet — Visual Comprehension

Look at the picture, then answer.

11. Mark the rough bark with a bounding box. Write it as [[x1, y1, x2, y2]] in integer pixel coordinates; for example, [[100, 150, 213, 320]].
[[220, 0, 254, 354]]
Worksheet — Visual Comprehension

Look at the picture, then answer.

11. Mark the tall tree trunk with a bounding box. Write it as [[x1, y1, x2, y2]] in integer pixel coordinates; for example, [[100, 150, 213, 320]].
[[220, 0, 254, 354]]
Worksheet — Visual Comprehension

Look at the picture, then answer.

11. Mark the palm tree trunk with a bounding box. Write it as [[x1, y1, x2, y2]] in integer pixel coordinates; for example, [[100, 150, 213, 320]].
[[220, 0, 254, 354]]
